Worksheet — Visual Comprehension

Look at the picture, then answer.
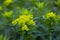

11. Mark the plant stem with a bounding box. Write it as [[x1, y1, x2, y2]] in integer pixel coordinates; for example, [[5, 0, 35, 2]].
[[48, 24, 52, 40]]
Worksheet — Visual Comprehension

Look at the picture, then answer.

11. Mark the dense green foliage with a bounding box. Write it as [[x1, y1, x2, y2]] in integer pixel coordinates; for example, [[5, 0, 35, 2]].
[[0, 0, 60, 40]]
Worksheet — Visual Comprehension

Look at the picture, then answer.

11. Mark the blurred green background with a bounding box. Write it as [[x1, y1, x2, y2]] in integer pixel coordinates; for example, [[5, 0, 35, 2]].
[[0, 0, 60, 40]]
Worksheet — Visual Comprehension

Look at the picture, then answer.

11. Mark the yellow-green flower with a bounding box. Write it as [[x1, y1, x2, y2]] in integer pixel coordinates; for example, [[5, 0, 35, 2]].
[[12, 18, 19, 25], [28, 20, 35, 25], [3, 11, 13, 18], [19, 15, 30, 22], [21, 9, 29, 15], [12, 20, 17, 25], [18, 15, 33, 25], [0, 6, 2, 11], [44, 12, 56, 19], [21, 8, 33, 15], [37, 2, 44, 9], [4, 0, 13, 5], [12, 13, 35, 32], [27, 15, 33, 19], [21, 25, 29, 31], [12, 14, 35, 26]]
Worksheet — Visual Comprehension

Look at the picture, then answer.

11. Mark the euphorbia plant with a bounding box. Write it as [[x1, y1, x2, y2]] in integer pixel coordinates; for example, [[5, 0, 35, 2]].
[[12, 9, 36, 40], [43, 12, 57, 40]]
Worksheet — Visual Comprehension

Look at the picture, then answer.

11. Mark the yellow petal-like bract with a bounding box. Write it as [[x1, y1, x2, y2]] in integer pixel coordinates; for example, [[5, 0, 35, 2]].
[[21, 25, 29, 31], [12, 14, 35, 31], [44, 12, 56, 19]]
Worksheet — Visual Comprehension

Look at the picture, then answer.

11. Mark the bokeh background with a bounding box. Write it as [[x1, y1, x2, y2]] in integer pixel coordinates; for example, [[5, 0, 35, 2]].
[[0, 0, 60, 40]]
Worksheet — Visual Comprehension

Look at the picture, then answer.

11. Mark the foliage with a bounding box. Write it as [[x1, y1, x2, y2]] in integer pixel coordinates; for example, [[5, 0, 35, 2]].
[[0, 0, 60, 40]]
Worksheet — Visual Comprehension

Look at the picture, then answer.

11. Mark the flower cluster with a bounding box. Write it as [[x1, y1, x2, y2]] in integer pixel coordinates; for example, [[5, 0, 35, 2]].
[[21, 8, 32, 15], [3, 11, 13, 18], [4, 0, 13, 5], [21, 24, 29, 31], [44, 12, 56, 19], [36, 2, 44, 9], [12, 14, 35, 31]]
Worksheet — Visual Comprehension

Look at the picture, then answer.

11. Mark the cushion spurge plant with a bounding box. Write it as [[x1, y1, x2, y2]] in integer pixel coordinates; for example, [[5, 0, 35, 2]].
[[43, 12, 57, 40], [0, 0, 60, 40]]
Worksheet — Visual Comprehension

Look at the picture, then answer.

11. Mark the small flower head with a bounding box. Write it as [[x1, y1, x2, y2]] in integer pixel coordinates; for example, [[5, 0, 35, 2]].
[[19, 15, 30, 22], [21, 8, 29, 15], [36, 2, 44, 9], [44, 12, 56, 19], [12, 18, 19, 25], [18, 15, 33, 25], [28, 20, 35, 25], [4, 0, 13, 5], [21, 25, 29, 31], [3, 11, 13, 18], [21, 8, 33, 15]]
